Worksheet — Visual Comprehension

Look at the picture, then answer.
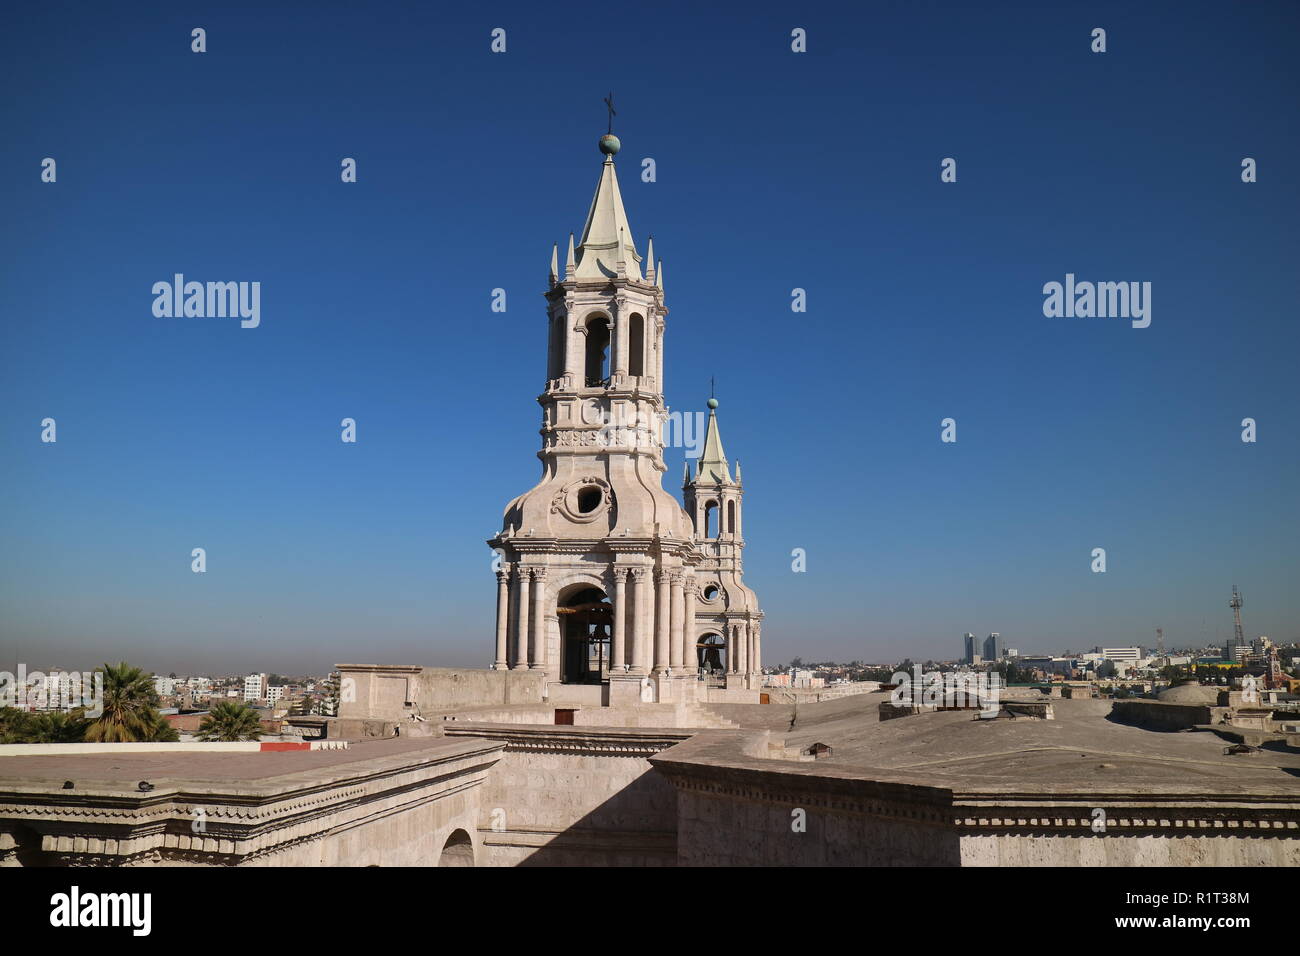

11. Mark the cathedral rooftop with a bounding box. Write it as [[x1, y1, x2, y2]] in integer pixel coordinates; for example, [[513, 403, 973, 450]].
[[699, 694, 1300, 789]]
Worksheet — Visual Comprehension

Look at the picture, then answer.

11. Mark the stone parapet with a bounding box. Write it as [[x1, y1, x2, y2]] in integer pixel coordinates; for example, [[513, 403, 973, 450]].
[[649, 731, 1300, 866], [0, 737, 503, 867]]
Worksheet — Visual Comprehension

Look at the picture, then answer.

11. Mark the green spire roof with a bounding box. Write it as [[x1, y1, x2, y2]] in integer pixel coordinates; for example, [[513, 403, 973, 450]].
[[575, 154, 641, 280], [695, 401, 731, 484]]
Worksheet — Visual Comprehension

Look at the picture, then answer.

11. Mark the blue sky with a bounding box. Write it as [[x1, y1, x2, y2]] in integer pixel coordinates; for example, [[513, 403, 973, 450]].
[[2, 1, 1297, 673]]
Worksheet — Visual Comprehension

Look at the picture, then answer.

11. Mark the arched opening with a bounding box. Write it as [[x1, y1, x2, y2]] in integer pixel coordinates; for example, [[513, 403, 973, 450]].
[[438, 828, 475, 867], [704, 501, 718, 539], [584, 316, 610, 387], [698, 633, 726, 682], [558, 586, 612, 684], [548, 314, 565, 380], [726, 500, 736, 535], [628, 313, 645, 377]]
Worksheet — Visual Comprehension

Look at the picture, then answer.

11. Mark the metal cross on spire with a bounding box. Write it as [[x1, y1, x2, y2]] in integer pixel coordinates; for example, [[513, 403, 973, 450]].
[[604, 92, 616, 135]]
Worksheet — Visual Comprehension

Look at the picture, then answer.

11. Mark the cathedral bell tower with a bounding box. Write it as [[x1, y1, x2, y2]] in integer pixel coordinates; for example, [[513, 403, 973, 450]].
[[487, 130, 703, 704], [683, 398, 764, 689]]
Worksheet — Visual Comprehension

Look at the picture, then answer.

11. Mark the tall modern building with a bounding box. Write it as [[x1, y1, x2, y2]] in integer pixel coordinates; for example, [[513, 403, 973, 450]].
[[963, 633, 981, 666], [983, 632, 1004, 662], [487, 130, 764, 703]]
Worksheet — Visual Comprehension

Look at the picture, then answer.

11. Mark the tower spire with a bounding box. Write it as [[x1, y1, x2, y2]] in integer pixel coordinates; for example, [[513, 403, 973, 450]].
[[575, 131, 641, 280], [696, 396, 731, 483]]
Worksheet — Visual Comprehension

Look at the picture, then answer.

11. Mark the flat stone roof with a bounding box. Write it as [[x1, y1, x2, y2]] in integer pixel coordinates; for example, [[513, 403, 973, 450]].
[[0, 735, 488, 793], [720, 693, 1300, 789]]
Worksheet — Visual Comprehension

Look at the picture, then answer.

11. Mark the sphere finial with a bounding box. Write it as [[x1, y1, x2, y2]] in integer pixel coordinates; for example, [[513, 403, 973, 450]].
[[599, 133, 621, 156], [707, 397, 719, 410]]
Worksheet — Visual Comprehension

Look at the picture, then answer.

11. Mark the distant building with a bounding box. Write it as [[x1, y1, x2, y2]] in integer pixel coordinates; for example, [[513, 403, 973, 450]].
[[243, 673, 267, 702], [963, 633, 981, 666], [1101, 647, 1141, 665], [266, 686, 285, 704], [983, 633, 1004, 662]]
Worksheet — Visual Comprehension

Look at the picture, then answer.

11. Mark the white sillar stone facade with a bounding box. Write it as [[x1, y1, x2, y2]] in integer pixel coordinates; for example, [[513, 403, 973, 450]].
[[488, 135, 764, 702]]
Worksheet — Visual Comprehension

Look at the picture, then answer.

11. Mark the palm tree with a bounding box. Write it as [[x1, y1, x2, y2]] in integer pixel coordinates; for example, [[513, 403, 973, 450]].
[[197, 701, 264, 742], [84, 662, 160, 742], [0, 707, 36, 743], [26, 709, 89, 743], [143, 710, 180, 742]]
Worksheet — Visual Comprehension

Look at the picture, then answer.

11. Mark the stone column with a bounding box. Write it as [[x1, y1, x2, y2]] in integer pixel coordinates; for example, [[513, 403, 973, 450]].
[[745, 621, 755, 676], [513, 568, 530, 670], [655, 321, 665, 388], [726, 622, 736, 674], [565, 319, 579, 381], [529, 568, 547, 670], [630, 568, 649, 675], [734, 622, 747, 674], [681, 579, 698, 674], [752, 621, 762, 673], [493, 567, 511, 670], [654, 569, 671, 675], [612, 302, 627, 377], [668, 572, 684, 673], [611, 568, 627, 672]]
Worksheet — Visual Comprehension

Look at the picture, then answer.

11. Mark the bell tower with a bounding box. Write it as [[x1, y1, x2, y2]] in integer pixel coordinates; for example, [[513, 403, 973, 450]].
[[683, 398, 764, 688], [488, 129, 703, 704]]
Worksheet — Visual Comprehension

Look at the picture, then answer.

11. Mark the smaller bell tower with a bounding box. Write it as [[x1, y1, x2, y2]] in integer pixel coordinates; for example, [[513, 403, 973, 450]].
[[683, 398, 763, 688]]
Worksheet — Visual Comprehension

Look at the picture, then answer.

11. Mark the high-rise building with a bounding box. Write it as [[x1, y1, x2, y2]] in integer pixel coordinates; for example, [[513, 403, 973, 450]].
[[983, 632, 1004, 661], [963, 633, 981, 665]]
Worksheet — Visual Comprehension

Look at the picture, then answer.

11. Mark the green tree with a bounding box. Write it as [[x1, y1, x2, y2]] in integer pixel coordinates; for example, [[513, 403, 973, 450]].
[[0, 707, 35, 743], [143, 711, 180, 742], [26, 709, 89, 743], [84, 662, 163, 743], [197, 701, 264, 742]]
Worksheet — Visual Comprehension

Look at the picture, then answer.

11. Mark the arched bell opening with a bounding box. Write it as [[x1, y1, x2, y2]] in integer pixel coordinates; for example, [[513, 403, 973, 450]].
[[557, 586, 612, 684], [697, 632, 726, 684]]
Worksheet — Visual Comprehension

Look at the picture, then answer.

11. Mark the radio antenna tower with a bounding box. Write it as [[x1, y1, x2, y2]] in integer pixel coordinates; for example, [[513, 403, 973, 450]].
[[1230, 585, 1246, 648]]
